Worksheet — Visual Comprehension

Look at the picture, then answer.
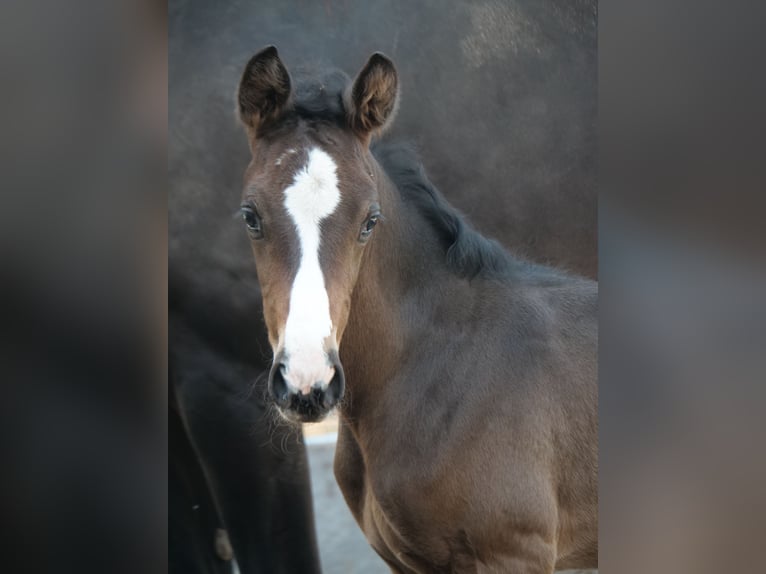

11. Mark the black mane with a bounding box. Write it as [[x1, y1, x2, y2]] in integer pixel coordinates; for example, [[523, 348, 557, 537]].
[[373, 142, 519, 279]]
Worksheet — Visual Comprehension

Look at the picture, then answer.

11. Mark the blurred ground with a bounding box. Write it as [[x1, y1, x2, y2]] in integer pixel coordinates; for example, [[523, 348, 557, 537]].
[[303, 414, 339, 438], [305, 416, 595, 574], [305, 416, 387, 574]]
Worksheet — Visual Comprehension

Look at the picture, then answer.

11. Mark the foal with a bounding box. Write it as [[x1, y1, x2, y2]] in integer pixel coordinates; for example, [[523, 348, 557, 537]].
[[236, 47, 598, 573]]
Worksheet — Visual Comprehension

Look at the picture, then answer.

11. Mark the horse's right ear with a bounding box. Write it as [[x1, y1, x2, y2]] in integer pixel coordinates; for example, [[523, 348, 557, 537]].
[[237, 46, 291, 136]]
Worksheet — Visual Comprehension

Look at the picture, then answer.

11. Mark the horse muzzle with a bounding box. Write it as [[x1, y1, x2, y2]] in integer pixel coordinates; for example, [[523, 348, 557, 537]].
[[267, 349, 345, 423]]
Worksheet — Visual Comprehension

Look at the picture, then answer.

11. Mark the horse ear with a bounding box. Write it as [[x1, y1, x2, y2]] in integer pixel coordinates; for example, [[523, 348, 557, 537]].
[[347, 52, 399, 140], [238, 46, 291, 135]]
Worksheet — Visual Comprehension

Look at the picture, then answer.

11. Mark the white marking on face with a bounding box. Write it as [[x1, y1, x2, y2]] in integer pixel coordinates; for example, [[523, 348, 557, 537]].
[[282, 147, 340, 394], [275, 148, 298, 166]]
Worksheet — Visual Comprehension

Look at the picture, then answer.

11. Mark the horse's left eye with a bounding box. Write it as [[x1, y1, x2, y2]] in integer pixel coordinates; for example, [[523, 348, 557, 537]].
[[359, 215, 379, 242], [241, 206, 264, 239]]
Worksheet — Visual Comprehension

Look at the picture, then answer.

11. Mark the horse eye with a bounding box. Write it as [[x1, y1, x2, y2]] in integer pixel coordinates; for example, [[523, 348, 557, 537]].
[[241, 206, 264, 239], [359, 215, 379, 242]]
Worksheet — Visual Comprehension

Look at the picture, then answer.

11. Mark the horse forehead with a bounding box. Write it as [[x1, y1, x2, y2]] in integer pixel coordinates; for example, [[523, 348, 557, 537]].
[[283, 146, 342, 227]]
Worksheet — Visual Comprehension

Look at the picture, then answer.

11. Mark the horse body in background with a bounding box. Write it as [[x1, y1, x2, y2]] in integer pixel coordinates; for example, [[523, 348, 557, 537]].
[[235, 47, 597, 573]]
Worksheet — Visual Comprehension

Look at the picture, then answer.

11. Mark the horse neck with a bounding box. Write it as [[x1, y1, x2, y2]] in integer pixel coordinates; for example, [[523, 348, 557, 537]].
[[338, 159, 460, 423]]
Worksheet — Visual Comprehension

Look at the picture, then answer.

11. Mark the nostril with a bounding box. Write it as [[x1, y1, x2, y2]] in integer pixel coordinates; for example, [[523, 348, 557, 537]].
[[268, 361, 290, 406], [323, 358, 345, 408]]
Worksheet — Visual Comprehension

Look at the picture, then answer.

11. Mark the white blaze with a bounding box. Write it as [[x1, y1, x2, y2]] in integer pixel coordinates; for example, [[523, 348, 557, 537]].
[[282, 147, 341, 393]]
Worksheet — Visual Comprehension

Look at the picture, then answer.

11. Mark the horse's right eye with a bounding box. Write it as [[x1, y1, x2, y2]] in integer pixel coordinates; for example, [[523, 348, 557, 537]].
[[241, 206, 264, 239]]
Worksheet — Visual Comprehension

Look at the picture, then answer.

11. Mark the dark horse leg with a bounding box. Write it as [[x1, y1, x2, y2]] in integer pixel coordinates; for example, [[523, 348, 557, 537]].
[[169, 383, 232, 574], [171, 315, 321, 574]]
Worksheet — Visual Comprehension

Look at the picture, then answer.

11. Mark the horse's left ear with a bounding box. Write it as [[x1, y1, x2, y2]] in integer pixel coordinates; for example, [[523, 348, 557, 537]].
[[347, 53, 399, 141]]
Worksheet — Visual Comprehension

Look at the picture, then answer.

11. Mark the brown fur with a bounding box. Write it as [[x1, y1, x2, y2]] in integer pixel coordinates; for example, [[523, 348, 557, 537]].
[[332, 160, 598, 573], [236, 49, 597, 573]]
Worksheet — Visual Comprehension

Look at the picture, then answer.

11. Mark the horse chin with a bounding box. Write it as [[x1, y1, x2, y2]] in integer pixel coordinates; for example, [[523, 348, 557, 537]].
[[276, 403, 332, 425], [282, 411, 330, 424]]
